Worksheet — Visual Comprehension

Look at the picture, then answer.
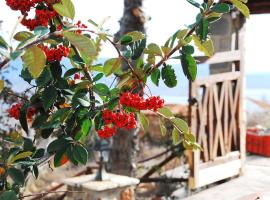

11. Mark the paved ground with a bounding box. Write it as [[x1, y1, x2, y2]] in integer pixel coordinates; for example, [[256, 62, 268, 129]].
[[183, 155, 270, 200]]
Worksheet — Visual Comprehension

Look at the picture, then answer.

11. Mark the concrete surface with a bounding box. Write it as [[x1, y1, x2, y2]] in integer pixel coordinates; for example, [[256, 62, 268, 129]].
[[183, 155, 270, 200]]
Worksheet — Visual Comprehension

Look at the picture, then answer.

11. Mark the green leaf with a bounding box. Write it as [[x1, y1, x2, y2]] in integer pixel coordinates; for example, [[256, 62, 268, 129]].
[[53, 0, 75, 19], [172, 128, 181, 145], [120, 35, 133, 45], [20, 68, 33, 84], [9, 151, 33, 164], [73, 144, 88, 165], [0, 191, 18, 200], [93, 73, 104, 82], [0, 36, 8, 50], [64, 68, 81, 78], [33, 165, 39, 179], [161, 65, 177, 88], [126, 31, 146, 42], [0, 80, 4, 93], [93, 83, 110, 96], [159, 118, 167, 136], [186, 0, 200, 8], [33, 26, 50, 36], [22, 46, 46, 78], [138, 113, 149, 131], [42, 86, 57, 111], [150, 68, 161, 86], [198, 19, 209, 41], [171, 117, 189, 134], [54, 149, 67, 167], [181, 54, 197, 81], [158, 107, 174, 118], [145, 43, 163, 57], [211, 3, 231, 13], [13, 31, 34, 41], [75, 119, 92, 140], [230, 0, 250, 18], [47, 138, 70, 154], [192, 35, 214, 57], [19, 104, 28, 134], [103, 58, 121, 76], [36, 67, 51, 87], [63, 32, 97, 62], [182, 45, 194, 55], [7, 168, 25, 186]]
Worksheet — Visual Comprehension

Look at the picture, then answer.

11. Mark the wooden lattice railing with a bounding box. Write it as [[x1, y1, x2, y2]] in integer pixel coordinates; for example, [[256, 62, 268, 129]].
[[188, 50, 245, 189], [191, 72, 241, 162]]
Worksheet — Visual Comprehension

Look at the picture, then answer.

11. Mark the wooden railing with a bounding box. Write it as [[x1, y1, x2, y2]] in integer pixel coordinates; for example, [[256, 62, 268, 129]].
[[188, 50, 245, 189]]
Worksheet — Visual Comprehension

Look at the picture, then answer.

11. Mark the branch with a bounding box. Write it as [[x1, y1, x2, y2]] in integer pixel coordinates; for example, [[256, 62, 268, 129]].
[[20, 190, 86, 199], [106, 37, 142, 82], [0, 31, 62, 70], [140, 177, 187, 183], [137, 145, 179, 164], [140, 153, 177, 179], [146, 25, 198, 75]]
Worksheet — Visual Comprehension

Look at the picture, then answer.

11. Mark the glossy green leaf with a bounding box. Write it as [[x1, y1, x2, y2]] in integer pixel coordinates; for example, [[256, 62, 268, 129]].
[[211, 3, 231, 13], [172, 128, 181, 145], [47, 138, 71, 154], [93, 83, 110, 96], [73, 144, 88, 165], [53, 0, 75, 19], [171, 117, 189, 134], [159, 118, 167, 136], [19, 104, 28, 134], [63, 32, 97, 61], [7, 168, 25, 186], [145, 43, 163, 57], [42, 86, 57, 111], [138, 113, 149, 131], [22, 46, 46, 78], [161, 65, 177, 88], [198, 19, 209, 41], [158, 107, 174, 118], [192, 35, 214, 57], [9, 151, 33, 164], [0, 191, 18, 200], [150, 68, 161, 86], [186, 0, 200, 8], [120, 35, 133, 45], [13, 31, 34, 41], [181, 54, 197, 81], [230, 0, 250, 18], [103, 58, 121, 76]]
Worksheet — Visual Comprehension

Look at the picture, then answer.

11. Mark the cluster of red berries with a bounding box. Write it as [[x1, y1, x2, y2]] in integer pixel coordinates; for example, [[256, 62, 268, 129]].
[[6, 0, 37, 13], [41, 45, 70, 62], [8, 103, 37, 121], [5, 0, 56, 14], [97, 109, 137, 139], [21, 9, 56, 31], [75, 21, 88, 34], [120, 92, 164, 112]]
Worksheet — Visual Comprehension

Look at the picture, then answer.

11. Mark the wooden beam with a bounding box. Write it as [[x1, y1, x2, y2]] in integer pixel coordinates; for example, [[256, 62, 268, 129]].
[[194, 159, 241, 188], [195, 72, 241, 86], [195, 50, 241, 65]]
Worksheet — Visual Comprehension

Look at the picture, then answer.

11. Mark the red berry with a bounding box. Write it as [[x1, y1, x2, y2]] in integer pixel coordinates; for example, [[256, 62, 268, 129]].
[[120, 92, 164, 112], [74, 73, 81, 80], [40, 45, 70, 62]]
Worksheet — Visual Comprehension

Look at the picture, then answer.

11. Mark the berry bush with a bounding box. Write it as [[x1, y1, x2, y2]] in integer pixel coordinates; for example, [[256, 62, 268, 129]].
[[0, 0, 249, 199]]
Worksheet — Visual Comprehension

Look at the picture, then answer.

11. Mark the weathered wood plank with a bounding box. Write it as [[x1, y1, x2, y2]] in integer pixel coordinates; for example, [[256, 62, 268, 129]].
[[195, 50, 241, 65]]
